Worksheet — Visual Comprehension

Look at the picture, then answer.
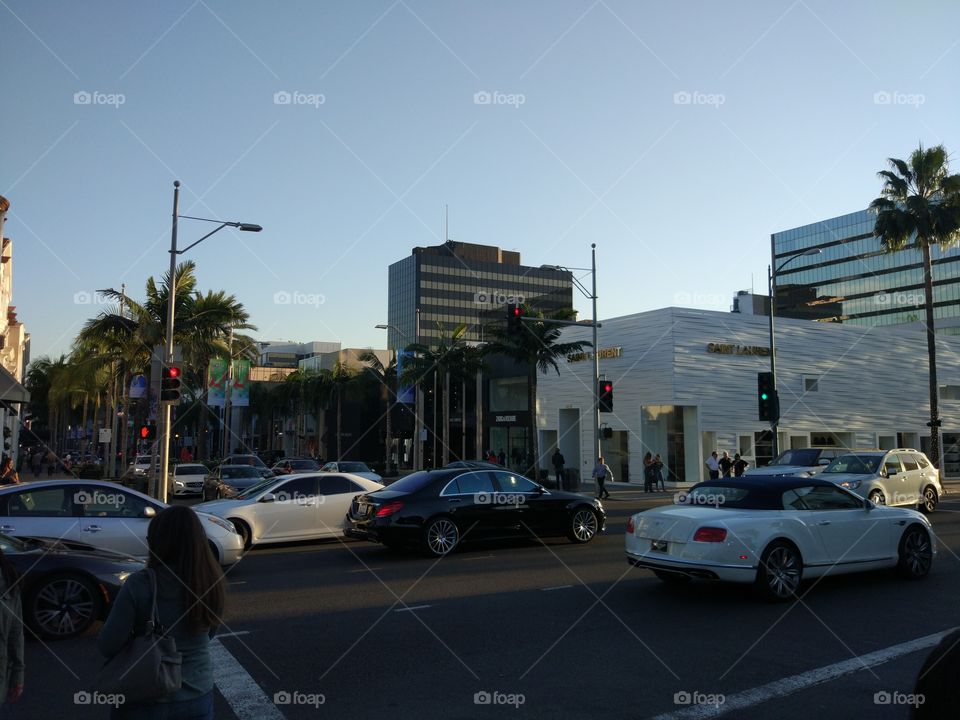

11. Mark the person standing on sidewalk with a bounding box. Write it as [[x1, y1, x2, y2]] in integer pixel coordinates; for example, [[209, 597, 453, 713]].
[[551, 448, 565, 489], [705, 451, 720, 480], [592, 457, 612, 500], [718, 451, 734, 478]]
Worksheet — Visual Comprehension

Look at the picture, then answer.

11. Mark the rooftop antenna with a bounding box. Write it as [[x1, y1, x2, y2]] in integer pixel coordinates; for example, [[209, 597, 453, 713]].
[[445, 203, 449, 242]]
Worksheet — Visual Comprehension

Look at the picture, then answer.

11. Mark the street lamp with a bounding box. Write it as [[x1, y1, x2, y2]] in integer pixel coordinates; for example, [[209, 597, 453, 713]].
[[767, 246, 822, 459], [158, 181, 262, 501], [542, 243, 601, 467]]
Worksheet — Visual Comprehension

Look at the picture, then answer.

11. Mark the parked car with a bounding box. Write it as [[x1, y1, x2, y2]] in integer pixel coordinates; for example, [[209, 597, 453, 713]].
[[321, 461, 382, 482], [820, 449, 942, 512], [0, 479, 243, 566], [346, 468, 605, 557], [271, 458, 320, 475], [120, 454, 159, 491], [744, 447, 846, 478], [0, 532, 143, 639], [203, 465, 266, 501], [625, 476, 935, 601], [222, 454, 273, 478], [196, 472, 384, 549], [169, 462, 208, 496]]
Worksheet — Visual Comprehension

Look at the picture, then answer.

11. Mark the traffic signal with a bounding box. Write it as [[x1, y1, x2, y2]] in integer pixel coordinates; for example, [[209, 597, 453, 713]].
[[758, 372, 779, 422], [506, 304, 522, 335], [598, 379, 614, 412], [161, 363, 183, 403], [139, 423, 156, 441]]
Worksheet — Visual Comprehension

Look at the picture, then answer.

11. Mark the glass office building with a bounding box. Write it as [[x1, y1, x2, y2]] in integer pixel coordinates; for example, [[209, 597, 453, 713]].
[[771, 209, 960, 329], [386, 241, 574, 349]]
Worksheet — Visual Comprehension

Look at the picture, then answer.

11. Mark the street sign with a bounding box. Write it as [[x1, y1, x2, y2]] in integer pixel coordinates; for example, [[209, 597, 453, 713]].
[[98, 428, 112, 443]]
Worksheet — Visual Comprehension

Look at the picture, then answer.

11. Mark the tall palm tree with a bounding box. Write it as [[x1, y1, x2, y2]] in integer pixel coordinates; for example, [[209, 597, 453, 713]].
[[328, 361, 356, 460], [359, 351, 397, 475], [483, 307, 590, 478], [871, 144, 960, 468]]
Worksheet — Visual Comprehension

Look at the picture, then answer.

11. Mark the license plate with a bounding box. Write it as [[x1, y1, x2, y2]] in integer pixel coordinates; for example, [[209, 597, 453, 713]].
[[355, 503, 369, 517], [650, 539, 668, 552]]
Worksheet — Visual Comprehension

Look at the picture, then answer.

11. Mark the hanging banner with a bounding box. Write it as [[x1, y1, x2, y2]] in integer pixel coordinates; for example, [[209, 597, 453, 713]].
[[396, 350, 415, 404], [207, 358, 228, 407], [231, 359, 251, 407], [129, 374, 147, 399]]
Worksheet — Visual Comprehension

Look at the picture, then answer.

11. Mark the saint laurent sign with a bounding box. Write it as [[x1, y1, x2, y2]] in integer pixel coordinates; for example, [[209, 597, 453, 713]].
[[706, 343, 771, 357], [567, 347, 623, 363]]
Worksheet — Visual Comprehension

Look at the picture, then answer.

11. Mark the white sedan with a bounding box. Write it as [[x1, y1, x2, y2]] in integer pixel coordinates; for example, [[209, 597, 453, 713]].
[[0, 479, 243, 566], [194, 472, 383, 549], [625, 477, 935, 601]]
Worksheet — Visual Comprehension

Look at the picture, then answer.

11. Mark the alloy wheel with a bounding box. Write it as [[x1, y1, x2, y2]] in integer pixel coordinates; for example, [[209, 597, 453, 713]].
[[921, 487, 938, 514], [760, 545, 801, 600], [31, 576, 98, 638], [570, 509, 598, 543], [899, 527, 933, 578], [425, 518, 459, 556], [868, 490, 885, 506]]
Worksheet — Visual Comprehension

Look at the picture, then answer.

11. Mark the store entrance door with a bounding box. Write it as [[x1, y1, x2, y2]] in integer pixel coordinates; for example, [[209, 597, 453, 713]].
[[489, 426, 529, 473]]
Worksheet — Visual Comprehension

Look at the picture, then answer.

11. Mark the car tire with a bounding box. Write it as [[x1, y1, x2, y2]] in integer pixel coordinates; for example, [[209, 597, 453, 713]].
[[653, 570, 691, 584], [231, 519, 252, 550], [918, 485, 938, 514], [897, 525, 933, 579], [27, 573, 103, 640], [868, 490, 886, 506], [567, 507, 600, 544], [755, 541, 802, 602], [422, 516, 459, 557]]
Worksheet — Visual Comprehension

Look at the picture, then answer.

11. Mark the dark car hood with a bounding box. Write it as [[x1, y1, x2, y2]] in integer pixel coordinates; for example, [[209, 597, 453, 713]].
[[15, 536, 143, 564]]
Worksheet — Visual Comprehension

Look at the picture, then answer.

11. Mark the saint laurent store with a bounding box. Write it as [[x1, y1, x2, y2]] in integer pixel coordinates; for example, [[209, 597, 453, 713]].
[[536, 308, 960, 485]]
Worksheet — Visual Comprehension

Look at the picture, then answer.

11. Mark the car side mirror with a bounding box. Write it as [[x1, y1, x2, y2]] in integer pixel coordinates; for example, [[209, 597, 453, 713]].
[[865, 499, 875, 510], [260, 493, 276, 503], [888, 469, 897, 476], [142, 506, 157, 519]]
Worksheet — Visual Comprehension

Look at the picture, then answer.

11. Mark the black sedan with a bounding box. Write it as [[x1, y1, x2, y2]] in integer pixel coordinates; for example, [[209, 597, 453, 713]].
[[203, 465, 266, 501], [345, 468, 605, 556], [1, 533, 143, 639]]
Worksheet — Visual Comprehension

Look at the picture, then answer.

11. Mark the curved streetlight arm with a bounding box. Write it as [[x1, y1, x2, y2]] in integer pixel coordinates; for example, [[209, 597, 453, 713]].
[[176, 219, 262, 256]]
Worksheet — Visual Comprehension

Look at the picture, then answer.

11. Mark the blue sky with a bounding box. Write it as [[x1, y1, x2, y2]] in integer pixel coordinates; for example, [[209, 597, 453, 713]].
[[3, 0, 958, 361]]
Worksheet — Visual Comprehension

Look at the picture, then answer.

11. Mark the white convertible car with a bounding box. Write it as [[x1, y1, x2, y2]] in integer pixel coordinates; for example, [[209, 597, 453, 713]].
[[626, 476, 935, 601]]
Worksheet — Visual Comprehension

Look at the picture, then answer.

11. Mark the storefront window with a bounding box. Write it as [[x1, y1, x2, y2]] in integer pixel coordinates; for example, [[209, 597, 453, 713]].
[[490, 376, 528, 412]]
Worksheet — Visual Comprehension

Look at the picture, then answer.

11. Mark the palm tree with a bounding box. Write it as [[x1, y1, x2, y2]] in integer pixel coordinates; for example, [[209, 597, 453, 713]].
[[871, 144, 960, 469], [482, 307, 591, 478], [359, 351, 398, 475], [328, 362, 356, 460]]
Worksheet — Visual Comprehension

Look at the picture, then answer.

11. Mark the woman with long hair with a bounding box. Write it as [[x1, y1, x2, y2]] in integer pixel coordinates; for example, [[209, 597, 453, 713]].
[[98, 506, 226, 719], [0, 545, 24, 707]]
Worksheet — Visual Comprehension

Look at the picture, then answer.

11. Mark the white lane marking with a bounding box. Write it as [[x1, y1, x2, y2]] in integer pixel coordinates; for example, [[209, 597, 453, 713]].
[[394, 605, 431, 612], [229, 581, 248, 585], [210, 638, 285, 720], [348, 567, 384, 573], [541, 585, 574, 592], [462, 554, 495, 561], [649, 628, 955, 720], [216, 630, 252, 638]]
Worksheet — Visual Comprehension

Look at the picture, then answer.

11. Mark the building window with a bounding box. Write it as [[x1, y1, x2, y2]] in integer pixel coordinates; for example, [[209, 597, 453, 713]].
[[803, 376, 819, 392], [490, 377, 528, 412]]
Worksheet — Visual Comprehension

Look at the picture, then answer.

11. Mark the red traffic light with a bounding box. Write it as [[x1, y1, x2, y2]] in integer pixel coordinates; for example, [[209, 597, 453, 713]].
[[603, 382, 612, 392], [163, 366, 181, 379], [139, 425, 149, 439], [510, 306, 521, 318]]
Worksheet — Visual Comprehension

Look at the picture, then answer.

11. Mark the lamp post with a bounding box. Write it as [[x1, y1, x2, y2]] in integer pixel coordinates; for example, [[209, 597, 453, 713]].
[[767, 246, 822, 459], [542, 243, 600, 467], [158, 181, 261, 502]]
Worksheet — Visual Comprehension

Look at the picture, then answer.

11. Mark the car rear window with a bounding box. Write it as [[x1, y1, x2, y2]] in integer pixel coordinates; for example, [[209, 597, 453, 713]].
[[384, 471, 438, 494], [680, 485, 779, 509], [770, 449, 821, 466]]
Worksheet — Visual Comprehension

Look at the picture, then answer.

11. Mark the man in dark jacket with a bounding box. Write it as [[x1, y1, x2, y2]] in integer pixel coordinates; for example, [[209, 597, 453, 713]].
[[551, 448, 565, 489]]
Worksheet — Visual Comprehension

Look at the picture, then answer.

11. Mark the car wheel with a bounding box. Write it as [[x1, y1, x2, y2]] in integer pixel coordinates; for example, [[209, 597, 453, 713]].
[[28, 573, 103, 640], [567, 507, 599, 543], [231, 519, 252, 550], [423, 517, 459, 557], [755, 541, 802, 602], [897, 525, 933, 579], [653, 570, 691, 584], [868, 490, 886, 506], [919, 486, 938, 514]]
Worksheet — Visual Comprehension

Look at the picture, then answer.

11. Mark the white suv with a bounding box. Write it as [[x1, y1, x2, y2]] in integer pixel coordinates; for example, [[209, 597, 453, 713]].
[[820, 449, 942, 512]]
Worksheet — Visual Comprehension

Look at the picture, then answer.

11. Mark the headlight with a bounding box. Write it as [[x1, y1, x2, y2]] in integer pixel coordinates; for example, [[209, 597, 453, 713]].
[[841, 480, 861, 490], [115, 571, 133, 584], [174, 480, 184, 487], [205, 515, 237, 534]]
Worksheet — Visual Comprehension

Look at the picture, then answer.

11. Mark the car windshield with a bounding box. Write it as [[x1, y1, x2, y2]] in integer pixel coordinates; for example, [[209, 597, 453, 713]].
[[338, 462, 371, 473], [223, 467, 261, 478], [822, 454, 883, 474], [769, 449, 822, 466], [135, 456, 151, 465], [382, 471, 436, 494], [236, 477, 283, 499], [227, 456, 266, 468], [176, 465, 207, 476], [680, 484, 780, 510]]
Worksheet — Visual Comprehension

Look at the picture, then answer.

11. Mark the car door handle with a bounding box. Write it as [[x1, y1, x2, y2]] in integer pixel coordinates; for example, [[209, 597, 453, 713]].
[[0, 525, 13, 532], [818, 521, 831, 526], [447, 498, 462, 503], [84, 525, 102, 533]]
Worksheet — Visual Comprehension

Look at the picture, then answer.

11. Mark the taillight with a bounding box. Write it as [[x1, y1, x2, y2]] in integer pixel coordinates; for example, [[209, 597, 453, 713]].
[[626, 516, 635, 534], [375, 500, 404, 518], [693, 527, 727, 543]]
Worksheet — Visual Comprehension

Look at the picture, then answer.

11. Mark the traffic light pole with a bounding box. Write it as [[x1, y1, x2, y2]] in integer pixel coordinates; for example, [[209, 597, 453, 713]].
[[767, 263, 779, 459], [158, 182, 180, 503]]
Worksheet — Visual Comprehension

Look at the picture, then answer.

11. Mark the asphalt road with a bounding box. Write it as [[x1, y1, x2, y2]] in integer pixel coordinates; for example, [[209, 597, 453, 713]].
[[12, 485, 960, 720]]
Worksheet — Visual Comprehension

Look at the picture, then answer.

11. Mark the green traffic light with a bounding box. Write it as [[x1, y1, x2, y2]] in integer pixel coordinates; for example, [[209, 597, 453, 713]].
[[761, 392, 768, 400]]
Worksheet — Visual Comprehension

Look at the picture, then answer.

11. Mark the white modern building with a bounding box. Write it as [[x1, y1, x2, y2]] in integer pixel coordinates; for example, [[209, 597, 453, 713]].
[[537, 307, 960, 485], [0, 196, 30, 463]]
